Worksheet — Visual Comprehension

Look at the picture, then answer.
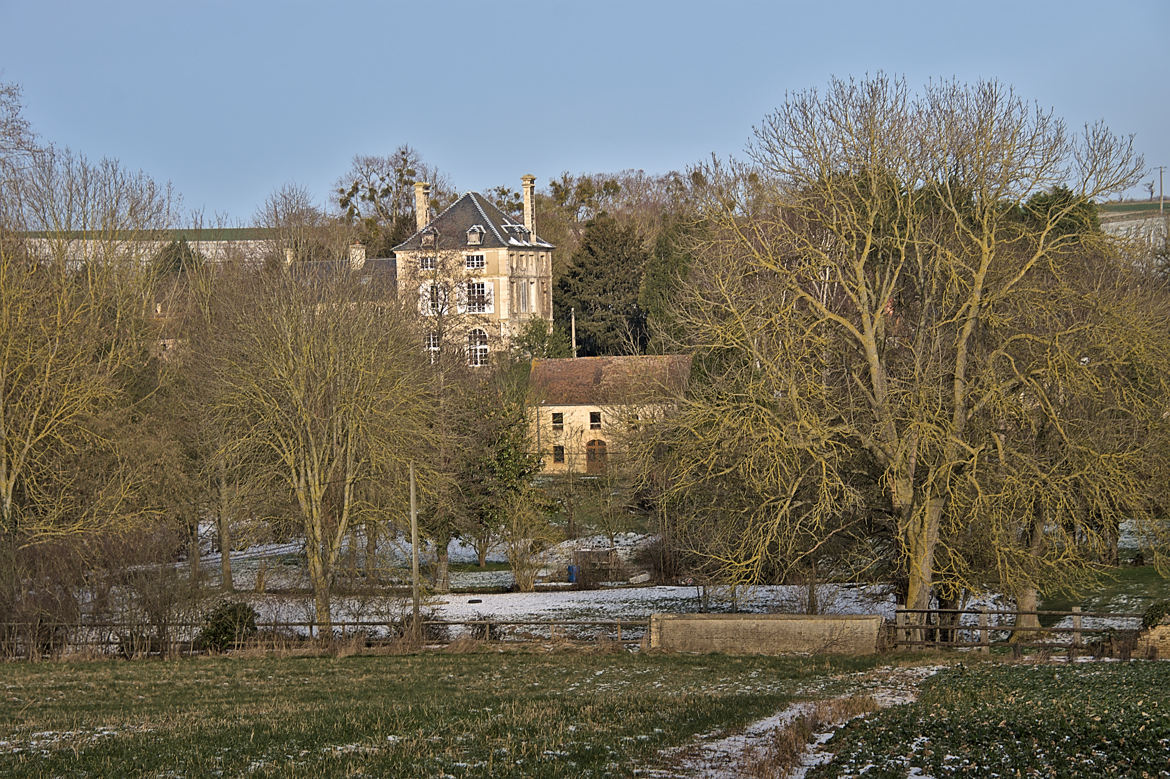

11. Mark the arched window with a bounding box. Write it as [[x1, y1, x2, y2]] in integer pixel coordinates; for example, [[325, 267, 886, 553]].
[[585, 439, 607, 474], [467, 328, 489, 367]]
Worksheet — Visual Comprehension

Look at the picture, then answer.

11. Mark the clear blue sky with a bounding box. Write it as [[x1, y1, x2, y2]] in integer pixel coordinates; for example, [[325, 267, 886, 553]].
[[2, 0, 1167, 224]]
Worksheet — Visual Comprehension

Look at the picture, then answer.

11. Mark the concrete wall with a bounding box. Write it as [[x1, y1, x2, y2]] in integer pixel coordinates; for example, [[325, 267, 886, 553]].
[[1138, 624, 1170, 658], [648, 613, 884, 655]]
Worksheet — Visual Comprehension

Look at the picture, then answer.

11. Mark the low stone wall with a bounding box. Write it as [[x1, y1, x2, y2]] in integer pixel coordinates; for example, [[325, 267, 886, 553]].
[[648, 613, 884, 655], [1137, 624, 1170, 659]]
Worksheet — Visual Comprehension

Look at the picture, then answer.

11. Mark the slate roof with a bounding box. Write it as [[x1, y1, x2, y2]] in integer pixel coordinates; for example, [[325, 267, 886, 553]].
[[392, 191, 554, 252], [289, 256, 397, 295], [529, 355, 692, 406]]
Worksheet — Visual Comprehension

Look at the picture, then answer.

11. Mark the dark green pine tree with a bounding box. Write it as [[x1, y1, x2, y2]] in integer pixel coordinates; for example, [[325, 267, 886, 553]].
[[151, 238, 201, 276], [554, 215, 649, 356], [639, 214, 699, 352]]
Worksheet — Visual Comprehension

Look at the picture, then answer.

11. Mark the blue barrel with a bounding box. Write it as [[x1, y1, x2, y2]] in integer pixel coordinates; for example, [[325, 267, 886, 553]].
[[567, 565, 578, 583]]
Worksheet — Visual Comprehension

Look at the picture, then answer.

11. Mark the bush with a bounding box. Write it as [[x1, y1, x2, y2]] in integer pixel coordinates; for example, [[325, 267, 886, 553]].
[[1141, 600, 1170, 630], [198, 600, 258, 652]]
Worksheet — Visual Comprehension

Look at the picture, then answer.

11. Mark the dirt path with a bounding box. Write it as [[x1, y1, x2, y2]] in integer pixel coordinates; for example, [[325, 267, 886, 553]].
[[638, 663, 942, 778]]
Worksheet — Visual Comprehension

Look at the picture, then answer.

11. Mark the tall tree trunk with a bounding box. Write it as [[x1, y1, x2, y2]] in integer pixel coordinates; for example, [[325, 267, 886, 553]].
[[217, 471, 233, 592], [804, 560, 819, 615], [188, 513, 201, 586], [307, 550, 333, 639], [365, 519, 379, 575], [1014, 513, 1047, 635], [904, 498, 943, 614], [434, 531, 451, 593], [1014, 586, 1041, 634]]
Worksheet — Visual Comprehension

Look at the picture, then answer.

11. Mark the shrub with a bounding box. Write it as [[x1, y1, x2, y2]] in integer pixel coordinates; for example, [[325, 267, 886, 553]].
[[1141, 600, 1170, 630], [469, 618, 503, 641], [198, 600, 258, 652]]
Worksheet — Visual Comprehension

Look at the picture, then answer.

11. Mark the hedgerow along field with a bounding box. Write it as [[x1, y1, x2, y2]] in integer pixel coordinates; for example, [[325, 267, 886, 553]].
[[0, 651, 882, 777], [808, 661, 1170, 778]]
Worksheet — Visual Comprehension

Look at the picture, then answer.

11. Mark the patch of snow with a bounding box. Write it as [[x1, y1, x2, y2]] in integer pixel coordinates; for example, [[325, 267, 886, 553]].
[[646, 665, 943, 778]]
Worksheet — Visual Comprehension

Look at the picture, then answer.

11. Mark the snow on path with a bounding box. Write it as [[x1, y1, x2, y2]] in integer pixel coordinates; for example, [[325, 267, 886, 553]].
[[640, 664, 943, 779]]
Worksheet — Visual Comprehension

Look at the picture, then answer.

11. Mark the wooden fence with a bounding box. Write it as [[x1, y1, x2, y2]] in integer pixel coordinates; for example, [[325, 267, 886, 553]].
[[0, 617, 649, 659], [893, 607, 1144, 657]]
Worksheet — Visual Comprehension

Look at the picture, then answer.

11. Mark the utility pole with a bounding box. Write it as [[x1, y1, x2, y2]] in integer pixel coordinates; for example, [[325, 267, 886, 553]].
[[571, 307, 577, 358], [1158, 165, 1165, 217], [410, 462, 420, 643]]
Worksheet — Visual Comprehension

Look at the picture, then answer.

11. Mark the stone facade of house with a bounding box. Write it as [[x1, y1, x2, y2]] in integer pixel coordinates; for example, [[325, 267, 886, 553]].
[[392, 176, 554, 363], [528, 355, 692, 474]]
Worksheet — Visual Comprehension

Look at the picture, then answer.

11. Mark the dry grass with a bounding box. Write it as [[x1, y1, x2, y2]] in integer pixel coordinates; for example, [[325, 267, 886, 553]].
[[740, 695, 878, 778]]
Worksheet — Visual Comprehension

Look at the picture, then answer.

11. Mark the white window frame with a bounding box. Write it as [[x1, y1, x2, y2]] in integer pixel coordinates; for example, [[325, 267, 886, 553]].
[[419, 282, 448, 316], [463, 280, 492, 314], [467, 328, 489, 367], [465, 253, 486, 269]]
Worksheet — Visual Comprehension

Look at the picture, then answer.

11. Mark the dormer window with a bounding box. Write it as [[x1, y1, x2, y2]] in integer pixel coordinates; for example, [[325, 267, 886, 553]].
[[466, 225, 484, 246], [421, 227, 437, 248], [501, 221, 530, 243]]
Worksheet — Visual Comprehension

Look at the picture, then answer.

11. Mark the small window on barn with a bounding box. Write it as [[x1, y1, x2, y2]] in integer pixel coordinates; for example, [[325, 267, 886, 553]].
[[589, 411, 601, 430], [552, 445, 565, 463], [551, 412, 563, 431]]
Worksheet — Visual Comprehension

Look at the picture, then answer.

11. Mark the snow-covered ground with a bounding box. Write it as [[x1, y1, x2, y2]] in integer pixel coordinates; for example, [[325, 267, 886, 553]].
[[199, 531, 658, 592], [186, 525, 1150, 643], [242, 582, 898, 644]]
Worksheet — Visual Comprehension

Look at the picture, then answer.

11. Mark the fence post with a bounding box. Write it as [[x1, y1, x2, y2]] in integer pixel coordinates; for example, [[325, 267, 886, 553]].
[[617, 620, 622, 644], [1071, 606, 1082, 658], [979, 607, 989, 654], [895, 610, 906, 649]]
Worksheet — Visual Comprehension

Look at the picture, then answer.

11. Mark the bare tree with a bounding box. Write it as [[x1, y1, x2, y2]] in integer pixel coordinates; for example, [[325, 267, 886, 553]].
[[335, 147, 456, 256], [210, 265, 430, 634], [645, 76, 1166, 619], [255, 183, 352, 270], [1, 145, 176, 541]]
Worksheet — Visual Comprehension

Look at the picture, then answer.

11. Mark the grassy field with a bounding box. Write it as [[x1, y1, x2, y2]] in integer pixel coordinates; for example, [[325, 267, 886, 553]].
[[0, 650, 881, 777], [1040, 563, 1169, 621], [1098, 200, 1167, 217], [808, 661, 1170, 778]]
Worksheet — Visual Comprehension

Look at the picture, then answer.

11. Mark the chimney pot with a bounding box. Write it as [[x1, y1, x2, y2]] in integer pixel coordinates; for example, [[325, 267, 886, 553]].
[[521, 174, 536, 238], [414, 182, 431, 234]]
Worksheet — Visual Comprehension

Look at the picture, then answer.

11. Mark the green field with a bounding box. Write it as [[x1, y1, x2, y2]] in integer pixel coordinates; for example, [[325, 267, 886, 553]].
[[808, 662, 1170, 778], [0, 651, 881, 778], [1040, 562, 1170, 621]]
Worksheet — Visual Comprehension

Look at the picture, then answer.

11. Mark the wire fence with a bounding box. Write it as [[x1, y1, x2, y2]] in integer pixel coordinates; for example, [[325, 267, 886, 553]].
[[893, 607, 1145, 658], [0, 617, 649, 660]]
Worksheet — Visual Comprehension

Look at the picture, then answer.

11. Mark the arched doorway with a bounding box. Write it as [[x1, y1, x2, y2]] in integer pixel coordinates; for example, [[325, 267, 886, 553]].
[[585, 439, 607, 474]]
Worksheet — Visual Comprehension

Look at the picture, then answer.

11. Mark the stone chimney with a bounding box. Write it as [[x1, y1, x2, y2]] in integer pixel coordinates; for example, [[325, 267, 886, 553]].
[[522, 174, 536, 237], [414, 181, 431, 233], [349, 242, 366, 270]]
